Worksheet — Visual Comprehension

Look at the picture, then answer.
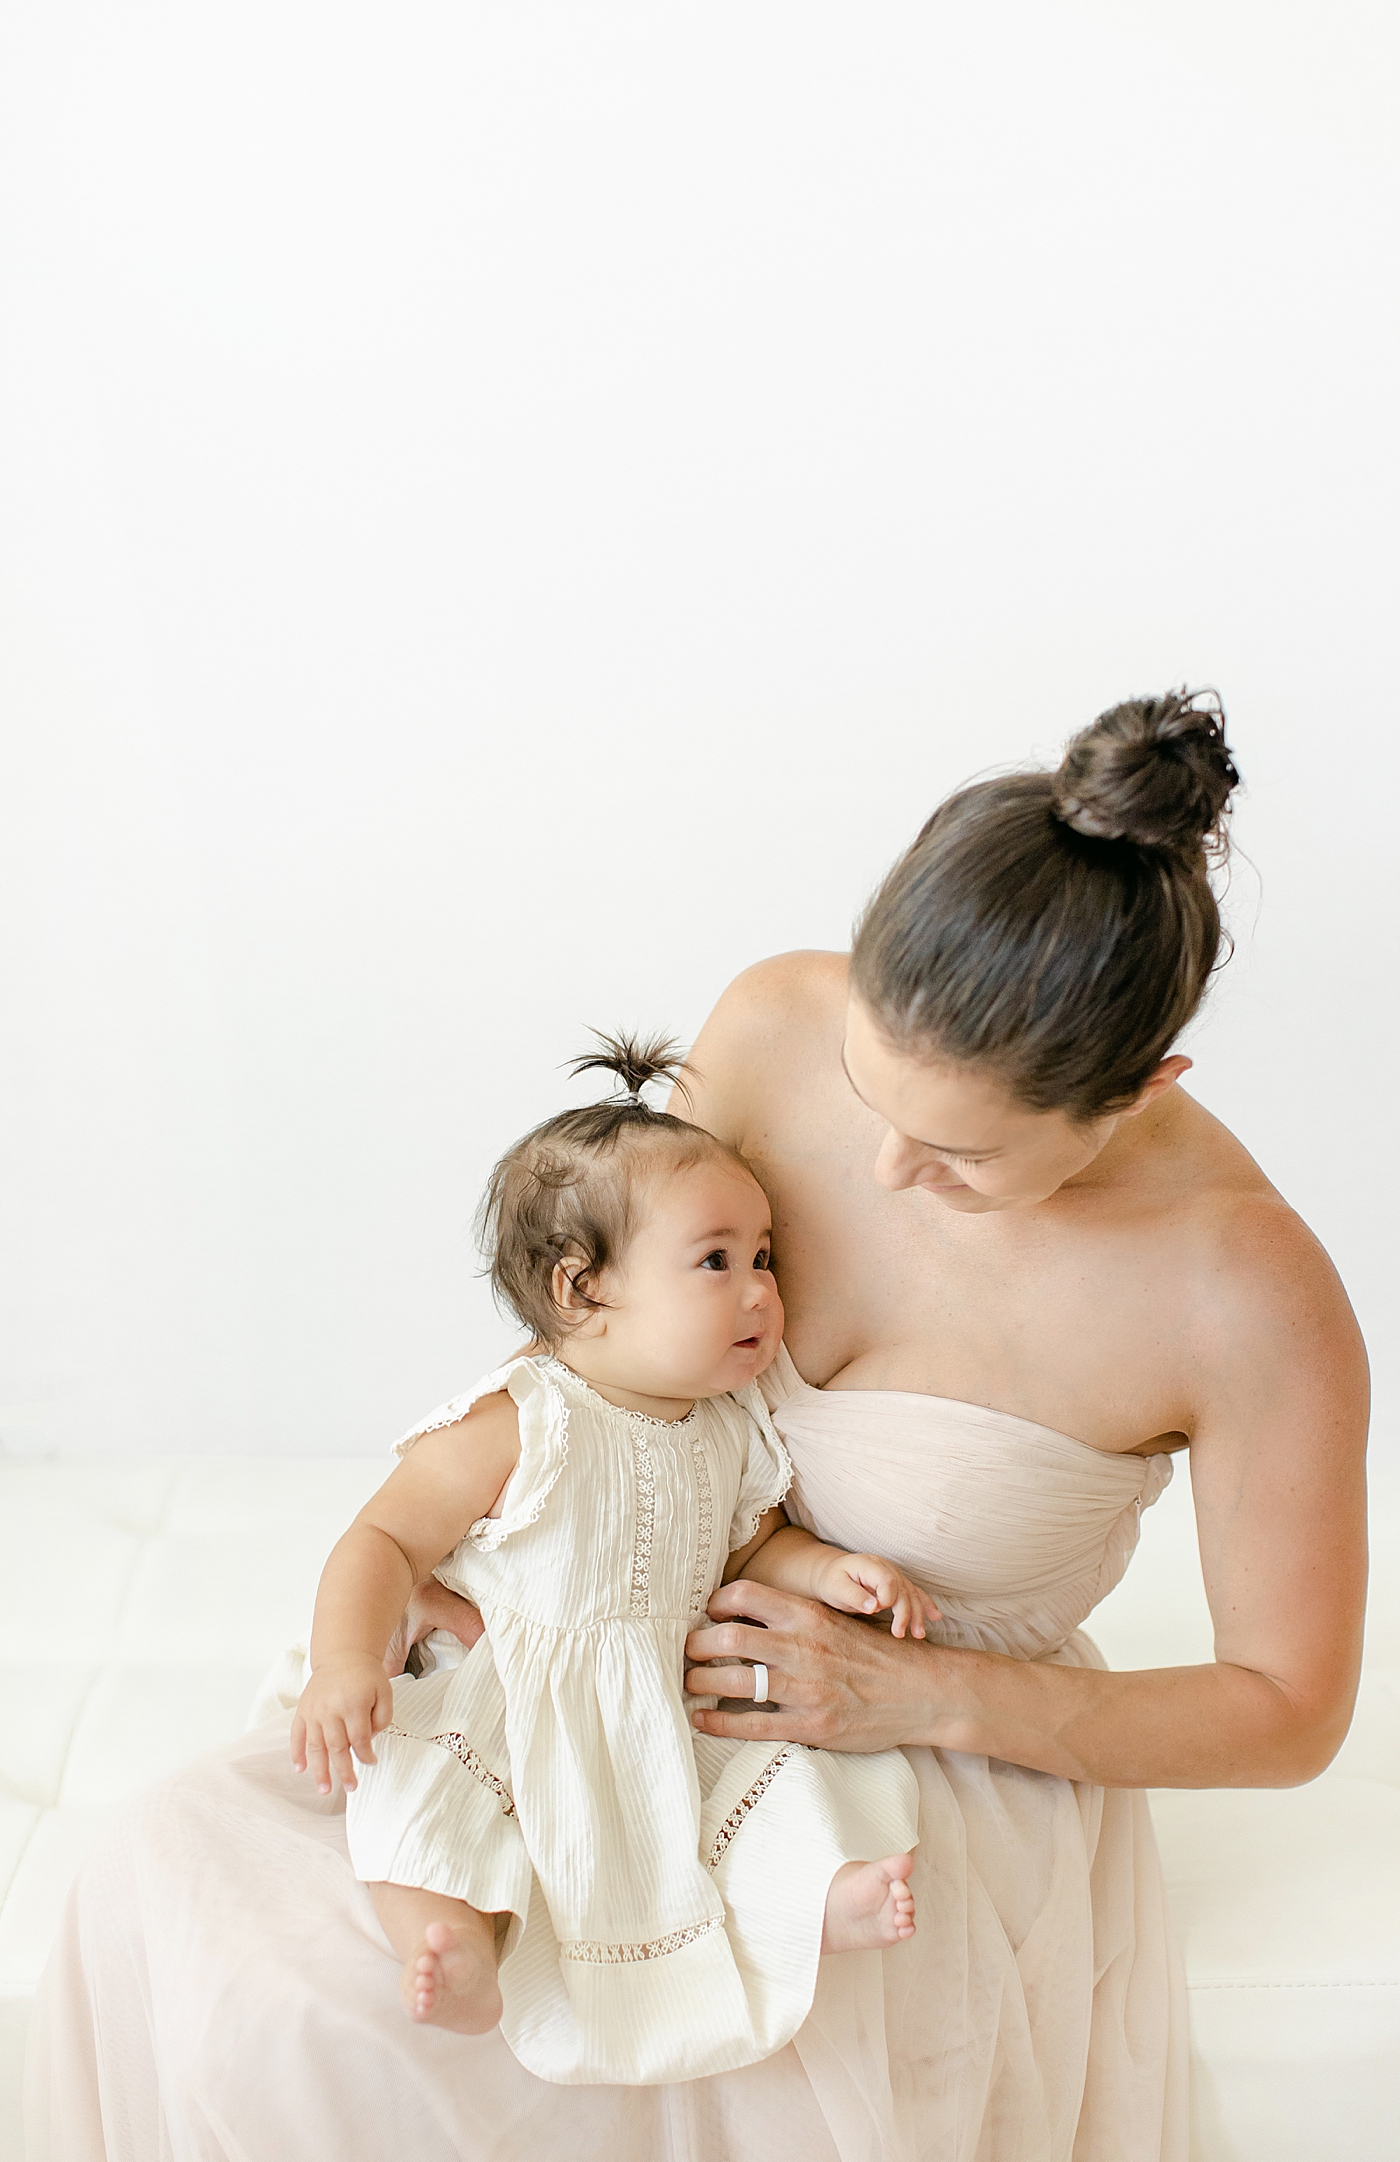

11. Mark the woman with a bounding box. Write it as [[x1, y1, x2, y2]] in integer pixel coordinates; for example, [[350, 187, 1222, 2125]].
[[27, 690, 1367, 2161]]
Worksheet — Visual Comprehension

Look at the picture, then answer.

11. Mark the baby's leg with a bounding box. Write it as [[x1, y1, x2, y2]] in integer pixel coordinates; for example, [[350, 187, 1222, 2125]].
[[820, 1854, 916, 1955], [369, 1881, 503, 2034]]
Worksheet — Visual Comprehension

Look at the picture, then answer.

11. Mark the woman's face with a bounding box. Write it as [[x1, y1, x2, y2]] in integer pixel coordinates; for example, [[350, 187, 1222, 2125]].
[[841, 995, 1147, 1212]]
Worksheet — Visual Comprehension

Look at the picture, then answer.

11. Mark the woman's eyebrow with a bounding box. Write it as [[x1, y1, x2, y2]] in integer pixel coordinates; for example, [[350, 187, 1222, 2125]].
[[837, 1044, 999, 1157]]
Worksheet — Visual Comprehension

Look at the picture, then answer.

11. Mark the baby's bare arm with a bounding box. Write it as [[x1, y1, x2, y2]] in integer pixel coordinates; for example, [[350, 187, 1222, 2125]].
[[311, 1392, 521, 1663], [724, 1513, 832, 1591], [293, 1392, 520, 1792], [726, 1515, 940, 1639]]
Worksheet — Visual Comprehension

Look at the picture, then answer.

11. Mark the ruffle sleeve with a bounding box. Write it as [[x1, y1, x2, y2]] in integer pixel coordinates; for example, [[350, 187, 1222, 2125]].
[[726, 1382, 794, 1551], [392, 1356, 570, 1553]]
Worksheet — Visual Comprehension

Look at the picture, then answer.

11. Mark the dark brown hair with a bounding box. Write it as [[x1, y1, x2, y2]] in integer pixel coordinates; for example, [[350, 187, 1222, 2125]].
[[850, 688, 1241, 1120], [477, 1030, 738, 1345]]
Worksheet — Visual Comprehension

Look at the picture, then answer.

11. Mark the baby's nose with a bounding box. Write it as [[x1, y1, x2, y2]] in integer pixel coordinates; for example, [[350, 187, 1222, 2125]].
[[748, 1275, 783, 1320]]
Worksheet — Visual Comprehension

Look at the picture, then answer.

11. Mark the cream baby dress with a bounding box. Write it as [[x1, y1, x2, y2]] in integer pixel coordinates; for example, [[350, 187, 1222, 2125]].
[[345, 1353, 920, 2087]]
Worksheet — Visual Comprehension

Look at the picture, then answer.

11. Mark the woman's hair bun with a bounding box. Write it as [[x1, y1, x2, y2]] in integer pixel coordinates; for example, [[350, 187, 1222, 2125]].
[[567, 1028, 690, 1105], [1051, 688, 1240, 854]]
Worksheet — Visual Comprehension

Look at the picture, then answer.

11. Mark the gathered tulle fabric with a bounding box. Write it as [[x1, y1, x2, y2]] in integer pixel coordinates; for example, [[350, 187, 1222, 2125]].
[[765, 1349, 1174, 1663], [26, 1344, 1188, 2160]]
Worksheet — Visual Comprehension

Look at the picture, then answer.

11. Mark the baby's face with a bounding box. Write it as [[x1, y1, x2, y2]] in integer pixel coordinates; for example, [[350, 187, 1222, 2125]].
[[588, 1156, 783, 1403]]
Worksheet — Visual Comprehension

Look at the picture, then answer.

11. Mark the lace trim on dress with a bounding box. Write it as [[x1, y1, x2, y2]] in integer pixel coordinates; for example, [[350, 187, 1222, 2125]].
[[393, 1359, 571, 1552], [706, 1748, 793, 1867], [393, 1390, 490, 1455], [628, 1421, 657, 1617], [539, 1355, 699, 1430], [387, 1725, 516, 1819], [730, 1453, 796, 1548], [465, 1361, 571, 1552], [728, 1386, 796, 1549], [559, 1917, 724, 1965], [688, 1434, 714, 1615], [732, 1497, 783, 1548]]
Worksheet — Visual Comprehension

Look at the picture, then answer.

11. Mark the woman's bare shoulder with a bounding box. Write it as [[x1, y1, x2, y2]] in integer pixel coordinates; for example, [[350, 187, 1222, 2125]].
[[702, 949, 849, 1028], [682, 952, 847, 1143], [1193, 1180, 1363, 1345], [1168, 1157, 1367, 1449], [1164, 1096, 1349, 1311]]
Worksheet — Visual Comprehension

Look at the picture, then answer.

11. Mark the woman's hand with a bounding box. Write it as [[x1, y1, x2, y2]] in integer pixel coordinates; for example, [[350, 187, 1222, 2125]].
[[807, 1550, 942, 1639], [684, 1578, 953, 1752], [382, 1579, 486, 1678], [292, 1653, 395, 1795]]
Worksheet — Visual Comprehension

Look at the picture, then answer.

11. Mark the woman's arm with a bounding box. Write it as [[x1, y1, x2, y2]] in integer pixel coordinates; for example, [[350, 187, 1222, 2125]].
[[689, 1203, 1369, 1788], [384, 1579, 486, 1676]]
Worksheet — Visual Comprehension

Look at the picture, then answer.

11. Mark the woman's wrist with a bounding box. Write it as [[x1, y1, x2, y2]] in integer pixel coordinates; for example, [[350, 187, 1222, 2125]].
[[897, 1638, 995, 1752]]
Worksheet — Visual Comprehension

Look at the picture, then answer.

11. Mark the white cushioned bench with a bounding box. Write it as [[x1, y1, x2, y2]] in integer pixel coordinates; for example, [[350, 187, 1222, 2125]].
[[2, 1451, 1397, 2159]]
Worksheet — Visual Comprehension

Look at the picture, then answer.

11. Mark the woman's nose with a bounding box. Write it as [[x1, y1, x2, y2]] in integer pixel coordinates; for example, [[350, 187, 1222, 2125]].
[[874, 1127, 932, 1191]]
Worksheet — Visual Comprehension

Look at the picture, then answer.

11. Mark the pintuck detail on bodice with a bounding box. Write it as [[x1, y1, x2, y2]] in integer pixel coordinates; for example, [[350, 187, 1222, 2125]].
[[391, 1353, 792, 1628], [759, 1345, 1173, 1661]]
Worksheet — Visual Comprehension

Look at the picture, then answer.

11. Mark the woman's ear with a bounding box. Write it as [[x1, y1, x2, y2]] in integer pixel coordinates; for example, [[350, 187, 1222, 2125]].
[[1121, 1053, 1193, 1118], [550, 1257, 607, 1336]]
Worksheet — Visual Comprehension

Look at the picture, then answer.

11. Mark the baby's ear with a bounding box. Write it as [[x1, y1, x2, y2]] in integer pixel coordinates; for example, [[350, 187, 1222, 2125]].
[[550, 1257, 607, 1336]]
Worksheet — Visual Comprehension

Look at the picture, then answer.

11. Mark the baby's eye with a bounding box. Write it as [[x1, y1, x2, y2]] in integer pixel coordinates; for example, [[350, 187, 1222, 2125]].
[[700, 1250, 728, 1272], [754, 1249, 771, 1272]]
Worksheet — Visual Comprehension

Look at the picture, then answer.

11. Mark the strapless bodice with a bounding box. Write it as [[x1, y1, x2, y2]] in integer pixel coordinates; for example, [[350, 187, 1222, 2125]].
[[760, 1344, 1172, 1661]]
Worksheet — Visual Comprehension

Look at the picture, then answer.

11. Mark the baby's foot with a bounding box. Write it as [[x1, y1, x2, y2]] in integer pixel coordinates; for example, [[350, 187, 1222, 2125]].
[[821, 1854, 916, 1954], [402, 1916, 502, 2034]]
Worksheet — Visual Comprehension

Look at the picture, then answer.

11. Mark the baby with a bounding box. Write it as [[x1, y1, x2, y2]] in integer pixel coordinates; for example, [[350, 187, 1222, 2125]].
[[293, 1035, 930, 2086]]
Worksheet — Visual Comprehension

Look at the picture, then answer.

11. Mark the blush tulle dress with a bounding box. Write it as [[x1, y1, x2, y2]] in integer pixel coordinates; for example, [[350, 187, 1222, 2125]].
[[25, 1344, 1188, 2161], [343, 1352, 920, 2084]]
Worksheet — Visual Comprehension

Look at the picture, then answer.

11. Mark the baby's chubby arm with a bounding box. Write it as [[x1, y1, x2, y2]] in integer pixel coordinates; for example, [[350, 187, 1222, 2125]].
[[724, 1513, 941, 1641], [292, 1391, 521, 1795]]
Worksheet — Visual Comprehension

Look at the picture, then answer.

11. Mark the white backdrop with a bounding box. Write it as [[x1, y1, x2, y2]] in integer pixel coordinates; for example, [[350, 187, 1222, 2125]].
[[2, 3, 1396, 1457]]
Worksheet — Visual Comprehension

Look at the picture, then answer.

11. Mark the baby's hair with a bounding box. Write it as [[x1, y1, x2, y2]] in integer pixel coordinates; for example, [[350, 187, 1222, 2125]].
[[477, 1029, 743, 1347]]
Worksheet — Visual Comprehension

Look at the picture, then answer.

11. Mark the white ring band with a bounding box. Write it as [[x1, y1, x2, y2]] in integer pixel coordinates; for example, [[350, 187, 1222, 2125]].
[[750, 1662, 769, 1705]]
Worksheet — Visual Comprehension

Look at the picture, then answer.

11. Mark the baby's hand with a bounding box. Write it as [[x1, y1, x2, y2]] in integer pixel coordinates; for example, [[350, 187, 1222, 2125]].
[[291, 1653, 396, 1795], [813, 1551, 941, 1639]]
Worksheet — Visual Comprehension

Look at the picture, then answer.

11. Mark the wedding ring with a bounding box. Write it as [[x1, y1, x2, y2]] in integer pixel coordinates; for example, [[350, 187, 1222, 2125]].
[[750, 1661, 769, 1705]]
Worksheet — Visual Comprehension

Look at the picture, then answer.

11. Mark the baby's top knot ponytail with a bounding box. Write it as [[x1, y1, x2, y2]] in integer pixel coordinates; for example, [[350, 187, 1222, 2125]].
[[566, 1029, 691, 1113], [1051, 687, 1239, 857], [477, 1028, 734, 1346]]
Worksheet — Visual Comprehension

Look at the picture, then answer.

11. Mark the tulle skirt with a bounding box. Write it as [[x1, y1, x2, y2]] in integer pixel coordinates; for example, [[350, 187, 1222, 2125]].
[[25, 1635, 1187, 2162]]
